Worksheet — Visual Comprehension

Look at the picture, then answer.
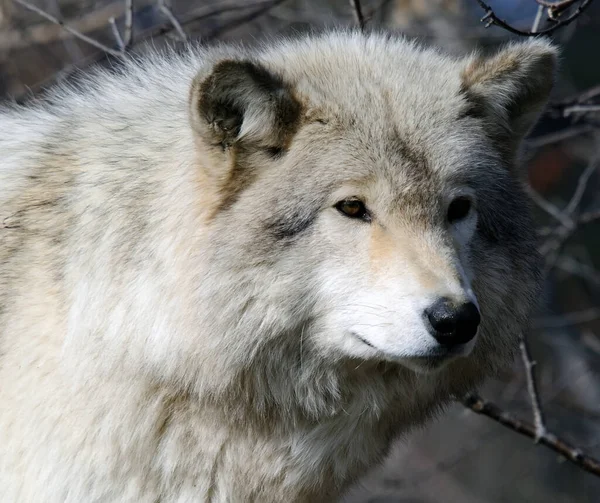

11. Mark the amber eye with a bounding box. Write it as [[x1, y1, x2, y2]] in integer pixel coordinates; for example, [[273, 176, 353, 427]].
[[447, 197, 472, 223], [335, 199, 370, 221]]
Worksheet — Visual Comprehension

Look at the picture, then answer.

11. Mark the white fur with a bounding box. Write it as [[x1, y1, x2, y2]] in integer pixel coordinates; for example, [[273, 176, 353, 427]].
[[0, 31, 555, 502]]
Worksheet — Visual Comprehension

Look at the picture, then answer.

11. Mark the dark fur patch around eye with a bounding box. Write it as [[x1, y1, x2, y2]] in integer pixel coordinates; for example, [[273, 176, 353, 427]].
[[389, 129, 430, 175], [263, 208, 318, 242]]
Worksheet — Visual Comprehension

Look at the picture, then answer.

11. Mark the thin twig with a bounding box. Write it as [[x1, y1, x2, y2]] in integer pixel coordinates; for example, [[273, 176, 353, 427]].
[[526, 125, 595, 148], [564, 154, 599, 215], [555, 256, 600, 285], [547, 86, 600, 119], [14, 0, 289, 103], [519, 337, 547, 441], [569, 85, 600, 103], [563, 104, 600, 116], [527, 187, 574, 228], [158, 0, 187, 41], [1, 1, 124, 52], [537, 0, 586, 20], [532, 4, 545, 33], [541, 208, 600, 242], [539, 154, 600, 266], [201, 0, 289, 40], [475, 0, 593, 36], [540, 210, 600, 270], [124, 0, 133, 48], [108, 17, 124, 52], [12, 0, 123, 57], [349, 0, 365, 31], [462, 394, 600, 477]]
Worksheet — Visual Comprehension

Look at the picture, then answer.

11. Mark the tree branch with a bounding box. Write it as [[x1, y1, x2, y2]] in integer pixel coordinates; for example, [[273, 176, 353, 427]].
[[12, 0, 124, 57], [527, 186, 574, 228], [108, 16, 124, 51], [519, 337, 547, 441], [158, 0, 187, 41], [462, 394, 600, 477], [564, 155, 598, 215], [123, 0, 133, 48], [537, 0, 588, 20], [563, 104, 600, 116], [532, 4, 545, 33], [475, 0, 594, 37], [538, 152, 600, 269]]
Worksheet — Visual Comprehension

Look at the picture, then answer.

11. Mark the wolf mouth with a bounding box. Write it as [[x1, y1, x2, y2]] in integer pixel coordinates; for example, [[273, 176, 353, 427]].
[[351, 332, 379, 350], [351, 331, 471, 364]]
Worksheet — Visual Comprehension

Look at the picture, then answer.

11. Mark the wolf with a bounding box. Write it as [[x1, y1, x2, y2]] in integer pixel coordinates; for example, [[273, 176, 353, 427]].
[[0, 31, 555, 502]]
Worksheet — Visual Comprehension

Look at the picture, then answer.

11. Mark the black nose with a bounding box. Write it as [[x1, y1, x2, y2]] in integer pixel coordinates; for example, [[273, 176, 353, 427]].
[[424, 298, 480, 346]]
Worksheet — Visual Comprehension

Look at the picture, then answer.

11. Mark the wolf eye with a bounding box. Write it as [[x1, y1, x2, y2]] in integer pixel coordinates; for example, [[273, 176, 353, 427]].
[[447, 197, 472, 223], [335, 199, 370, 221]]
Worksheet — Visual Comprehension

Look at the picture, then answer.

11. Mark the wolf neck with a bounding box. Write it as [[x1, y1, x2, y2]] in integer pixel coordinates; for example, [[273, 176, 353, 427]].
[[154, 356, 423, 502]]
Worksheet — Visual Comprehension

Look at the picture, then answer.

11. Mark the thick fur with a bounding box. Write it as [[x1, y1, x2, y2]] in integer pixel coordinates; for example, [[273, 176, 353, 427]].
[[0, 31, 556, 502]]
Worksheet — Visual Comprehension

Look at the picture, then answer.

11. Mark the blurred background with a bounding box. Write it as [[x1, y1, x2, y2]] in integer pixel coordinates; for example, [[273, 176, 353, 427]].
[[1, 1, 600, 501]]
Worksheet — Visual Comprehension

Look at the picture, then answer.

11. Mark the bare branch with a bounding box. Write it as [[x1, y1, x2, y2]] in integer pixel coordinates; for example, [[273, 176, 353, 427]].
[[109, 17, 124, 52], [532, 4, 545, 33], [124, 0, 134, 48], [540, 208, 600, 270], [563, 104, 600, 116], [475, 0, 594, 37], [570, 85, 600, 103], [564, 154, 599, 215], [462, 394, 600, 477], [198, 0, 289, 40], [519, 338, 547, 441], [539, 153, 600, 267], [537, 0, 587, 20], [555, 256, 600, 285], [547, 86, 600, 119], [527, 187, 574, 228], [542, 208, 600, 241], [526, 125, 595, 148], [12, 0, 289, 103], [12, 0, 124, 57], [158, 0, 187, 41], [1, 2, 124, 52], [349, 0, 365, 31]]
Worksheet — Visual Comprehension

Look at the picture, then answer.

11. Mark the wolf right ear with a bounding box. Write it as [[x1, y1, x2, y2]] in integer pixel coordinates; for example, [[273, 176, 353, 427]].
[[189, 60, 301, 151], [460, 39, 558, 151]]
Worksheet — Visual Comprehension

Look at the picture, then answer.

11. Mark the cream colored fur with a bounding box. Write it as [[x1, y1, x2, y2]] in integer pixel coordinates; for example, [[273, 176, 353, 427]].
[[0, 31, 556, 502]]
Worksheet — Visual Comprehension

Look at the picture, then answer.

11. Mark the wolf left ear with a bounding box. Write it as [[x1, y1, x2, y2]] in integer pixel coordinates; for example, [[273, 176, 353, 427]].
[[189, 59, 301, 151], [460, 39, 558, 148]]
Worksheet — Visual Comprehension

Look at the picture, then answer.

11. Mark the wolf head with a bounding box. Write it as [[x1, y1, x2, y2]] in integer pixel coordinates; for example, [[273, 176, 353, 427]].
[[189, 32, 554, 387]]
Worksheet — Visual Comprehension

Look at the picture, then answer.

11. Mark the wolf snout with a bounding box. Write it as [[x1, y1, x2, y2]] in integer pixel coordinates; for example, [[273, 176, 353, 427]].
[[423, 297, 481, 346]]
